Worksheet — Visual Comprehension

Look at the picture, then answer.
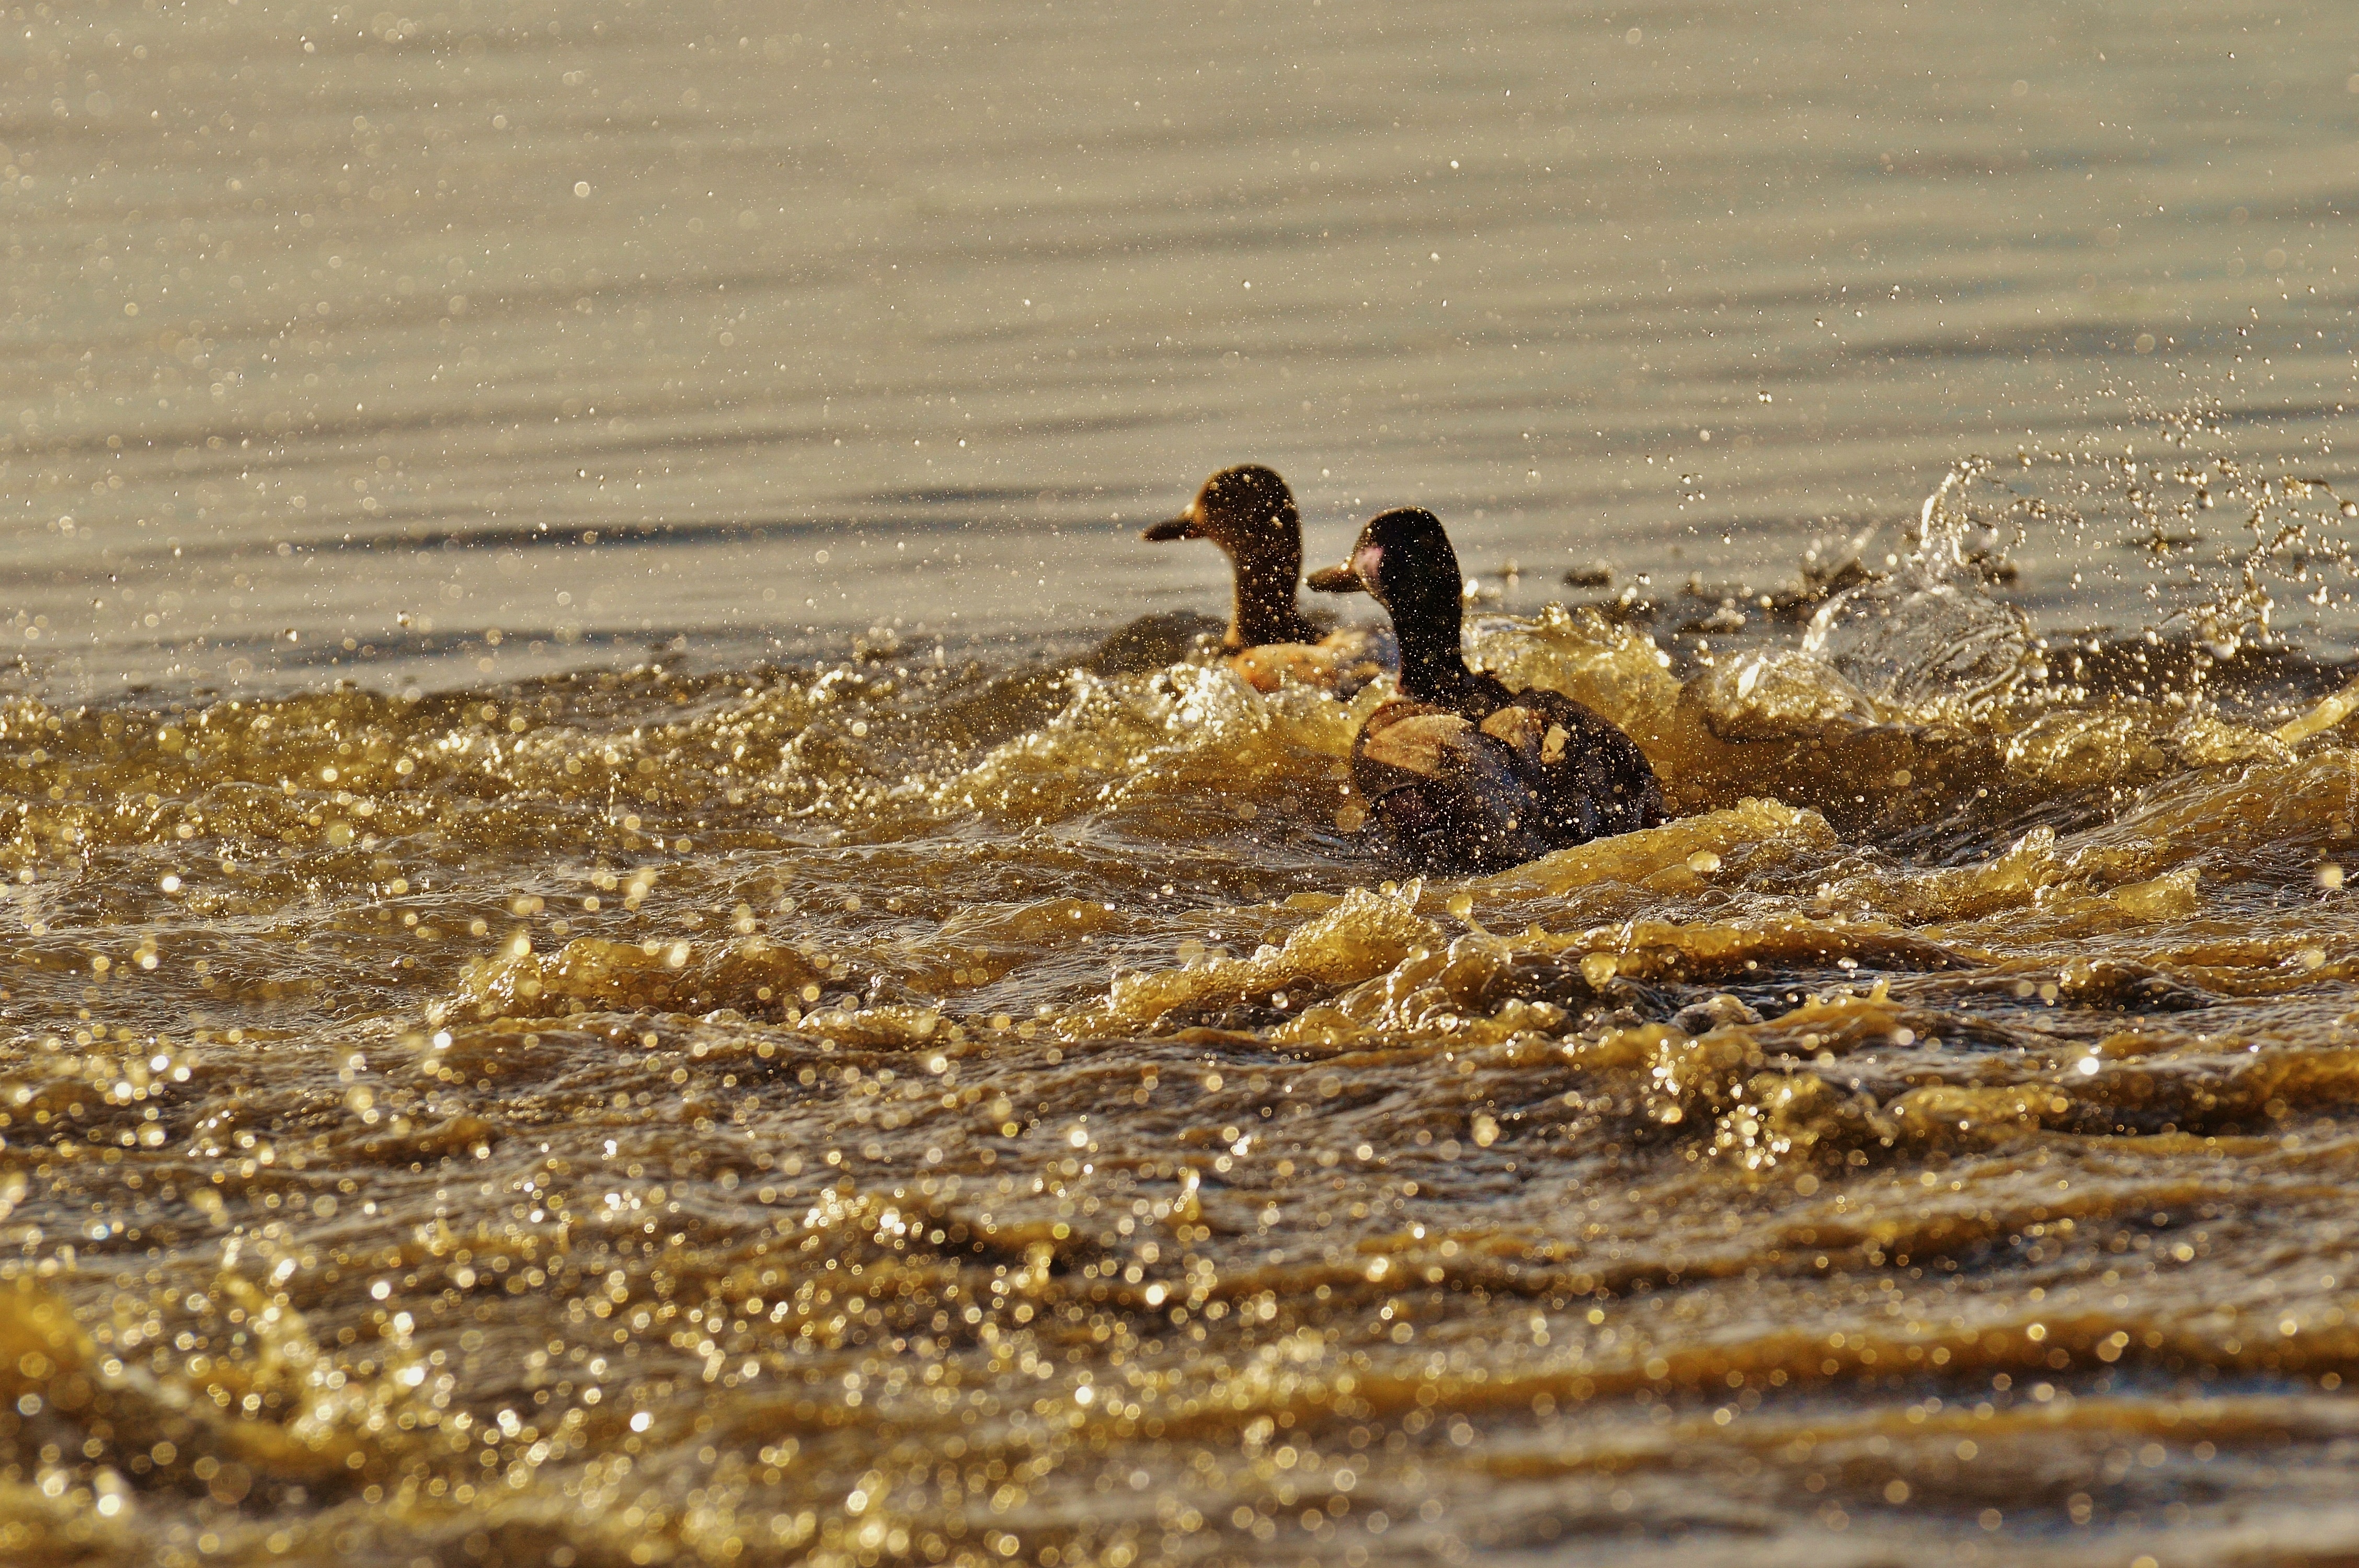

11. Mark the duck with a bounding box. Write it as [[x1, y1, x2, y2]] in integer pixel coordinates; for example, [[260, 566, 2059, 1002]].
[[1307, 506, 1666, 871], [1143, 464, 1393, 694]]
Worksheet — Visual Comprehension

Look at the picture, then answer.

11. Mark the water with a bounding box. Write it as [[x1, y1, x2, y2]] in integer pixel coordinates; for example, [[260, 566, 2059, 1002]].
[[5, 1, 2359, 1564], [7, 0, 2356, 688]]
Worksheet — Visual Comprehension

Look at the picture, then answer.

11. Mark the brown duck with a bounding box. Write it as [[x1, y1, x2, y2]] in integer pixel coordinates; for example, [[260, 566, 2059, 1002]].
[[1143, 464, 1393, 694], [1308, 506, 1666, 870]]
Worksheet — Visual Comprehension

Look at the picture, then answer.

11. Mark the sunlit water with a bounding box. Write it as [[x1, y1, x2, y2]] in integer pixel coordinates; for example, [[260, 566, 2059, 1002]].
[[6, 2, 2359, 1565]]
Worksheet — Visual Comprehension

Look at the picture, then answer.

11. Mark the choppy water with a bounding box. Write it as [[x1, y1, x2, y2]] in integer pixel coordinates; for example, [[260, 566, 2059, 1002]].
[[7, 2, 2359, 1566]]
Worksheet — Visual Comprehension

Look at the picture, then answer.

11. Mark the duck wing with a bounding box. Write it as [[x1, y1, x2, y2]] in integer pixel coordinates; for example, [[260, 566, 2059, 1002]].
[[1478, 688, 1665, 839], [1349, 701, 1550, 870]]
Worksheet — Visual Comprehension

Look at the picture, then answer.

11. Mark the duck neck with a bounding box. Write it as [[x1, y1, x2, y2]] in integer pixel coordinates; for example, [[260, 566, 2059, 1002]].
[[1392, 600, 1475, 705], [1225, 540, 1315, 649]]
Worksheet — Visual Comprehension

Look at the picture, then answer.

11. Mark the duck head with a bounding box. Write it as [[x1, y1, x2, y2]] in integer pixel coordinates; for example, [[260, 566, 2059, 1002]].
[[1142, 464, 1315, 649], [1308, 507, 1469, 696]]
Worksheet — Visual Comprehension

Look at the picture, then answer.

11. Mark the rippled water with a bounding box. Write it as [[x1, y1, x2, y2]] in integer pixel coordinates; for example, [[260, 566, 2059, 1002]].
[[7, 2, 2359, 1566], [7, 0, 2358, 687]]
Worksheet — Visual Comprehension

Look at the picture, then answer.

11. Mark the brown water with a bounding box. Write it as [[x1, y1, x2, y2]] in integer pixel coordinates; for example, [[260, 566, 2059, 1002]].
[[9, 2, 2359, 1566]]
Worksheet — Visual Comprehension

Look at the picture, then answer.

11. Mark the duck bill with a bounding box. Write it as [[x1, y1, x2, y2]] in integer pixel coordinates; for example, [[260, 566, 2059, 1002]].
[[1306, 562, 1366, 594], [1141, 513, 1199, 542]]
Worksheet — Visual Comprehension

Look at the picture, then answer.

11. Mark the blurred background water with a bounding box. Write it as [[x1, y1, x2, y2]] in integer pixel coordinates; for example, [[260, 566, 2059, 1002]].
[[5, 0, 2353, 693]]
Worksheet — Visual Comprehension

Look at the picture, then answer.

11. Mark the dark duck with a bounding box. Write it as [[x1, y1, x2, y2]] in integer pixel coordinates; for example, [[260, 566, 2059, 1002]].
[[1143, 464, 1393, 694], [1308, 506, 1666, 871]]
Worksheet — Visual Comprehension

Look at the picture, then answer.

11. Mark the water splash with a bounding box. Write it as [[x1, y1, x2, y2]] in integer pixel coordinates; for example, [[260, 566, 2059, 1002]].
[[1803, 458, 2043, 713], [1805, 414, 2359, 727]]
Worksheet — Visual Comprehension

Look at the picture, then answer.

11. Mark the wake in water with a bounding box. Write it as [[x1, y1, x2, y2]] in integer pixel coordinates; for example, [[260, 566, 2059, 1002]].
[[5, 426, 2359, 1566]]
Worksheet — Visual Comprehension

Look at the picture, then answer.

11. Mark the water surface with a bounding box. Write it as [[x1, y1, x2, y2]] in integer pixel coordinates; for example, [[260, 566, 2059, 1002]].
[[5, 3, 2359, 1566]]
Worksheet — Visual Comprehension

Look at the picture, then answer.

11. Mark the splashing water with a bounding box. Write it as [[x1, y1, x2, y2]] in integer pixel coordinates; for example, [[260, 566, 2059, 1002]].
[[1810, 414, 2359, 722], [6, 441, 2359, 1566], [1804, 459, 2044, 713]]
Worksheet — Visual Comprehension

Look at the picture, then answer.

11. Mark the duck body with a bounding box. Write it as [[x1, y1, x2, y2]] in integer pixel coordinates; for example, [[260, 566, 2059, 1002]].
[[1230, 622, 1395, 696], [1311, 508, 1665, 871], [1144, 464, 1398, 695], [1350, 668, 1661, 871]]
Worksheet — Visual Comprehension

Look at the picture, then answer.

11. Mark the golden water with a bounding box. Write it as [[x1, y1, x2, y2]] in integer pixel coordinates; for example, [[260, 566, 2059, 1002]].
[[8, 0, 2359, 1562], [10, 444, 2359, 1565]]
